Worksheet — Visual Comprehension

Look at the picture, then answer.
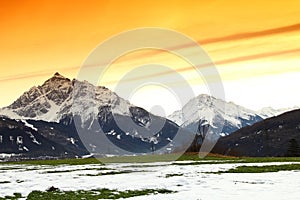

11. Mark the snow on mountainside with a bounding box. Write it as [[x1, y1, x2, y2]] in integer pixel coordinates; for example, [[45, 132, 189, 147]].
[[168, 94, 263, 136], [257, 106, 300, 118], [0, 72, 131, 123]]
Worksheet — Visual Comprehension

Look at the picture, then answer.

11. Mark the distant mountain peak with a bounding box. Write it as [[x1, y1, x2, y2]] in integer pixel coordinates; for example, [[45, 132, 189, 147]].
[[168, 94, 262, 137], [257, 106, 300, 118]]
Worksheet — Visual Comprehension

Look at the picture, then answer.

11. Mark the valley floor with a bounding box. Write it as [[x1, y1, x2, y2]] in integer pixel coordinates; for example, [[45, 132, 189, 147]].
[[0, 157, 300, 199]]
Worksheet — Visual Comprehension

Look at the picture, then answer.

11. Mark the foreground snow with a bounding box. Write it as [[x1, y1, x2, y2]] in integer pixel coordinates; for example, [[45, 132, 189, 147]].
[[0, 161, 299, 199]]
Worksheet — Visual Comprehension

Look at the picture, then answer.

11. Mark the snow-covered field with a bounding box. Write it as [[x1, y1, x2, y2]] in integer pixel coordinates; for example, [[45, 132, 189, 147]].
[[0, 161, 299, 199]]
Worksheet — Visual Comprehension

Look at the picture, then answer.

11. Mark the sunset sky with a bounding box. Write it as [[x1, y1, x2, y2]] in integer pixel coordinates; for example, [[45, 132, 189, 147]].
[[1, 0, 300, 115]]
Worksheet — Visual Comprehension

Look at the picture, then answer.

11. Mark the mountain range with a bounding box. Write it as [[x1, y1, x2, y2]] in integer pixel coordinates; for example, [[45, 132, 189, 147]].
[[0, 73, 194, 159], [0, 72, 298, 159]]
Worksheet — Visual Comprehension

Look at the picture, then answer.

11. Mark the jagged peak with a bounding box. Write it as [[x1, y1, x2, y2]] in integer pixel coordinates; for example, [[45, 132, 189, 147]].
[[51, 72, 70, 80], [53, 72, 65, 78], [42, 72, 71, 86], [44, 72, 68, 80]]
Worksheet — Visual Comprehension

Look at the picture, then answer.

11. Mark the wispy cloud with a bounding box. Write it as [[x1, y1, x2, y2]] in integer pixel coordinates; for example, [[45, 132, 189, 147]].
[[200, 23, 300, 44]]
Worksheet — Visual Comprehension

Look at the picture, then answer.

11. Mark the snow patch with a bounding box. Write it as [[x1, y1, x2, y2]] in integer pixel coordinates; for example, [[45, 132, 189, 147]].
[[25, 131, 41, 145], [21, 120, 38, 131]]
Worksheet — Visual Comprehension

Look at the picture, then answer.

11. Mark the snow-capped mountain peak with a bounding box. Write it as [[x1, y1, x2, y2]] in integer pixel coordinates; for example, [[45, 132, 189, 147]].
[[168, 94, 262, 136], [0, 73, 131, 123], [59, 79, 132, 124]]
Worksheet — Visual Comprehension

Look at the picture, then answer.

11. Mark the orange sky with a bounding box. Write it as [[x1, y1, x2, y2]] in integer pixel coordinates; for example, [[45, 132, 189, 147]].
[[1, 0, 300, 111]]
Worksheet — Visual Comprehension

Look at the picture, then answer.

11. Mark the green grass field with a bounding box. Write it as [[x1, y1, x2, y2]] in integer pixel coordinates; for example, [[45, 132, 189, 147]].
[[212, 164, 300, 173], [1, 154, 300, 165], [26, 188, 175, 200]]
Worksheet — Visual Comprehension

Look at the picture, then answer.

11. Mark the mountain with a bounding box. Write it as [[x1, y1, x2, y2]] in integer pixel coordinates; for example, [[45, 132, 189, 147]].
[[212, 109, 300, 157], [0, 72, 131, 123], [257, 106, 300, 118], [0, 73, 194, 158], [168, 94, 263, 138]]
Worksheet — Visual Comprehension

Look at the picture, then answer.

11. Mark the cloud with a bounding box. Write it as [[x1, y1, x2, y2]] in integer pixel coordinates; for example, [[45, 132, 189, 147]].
[[199, 23, 300, 44], [203, 48, 300, 67]]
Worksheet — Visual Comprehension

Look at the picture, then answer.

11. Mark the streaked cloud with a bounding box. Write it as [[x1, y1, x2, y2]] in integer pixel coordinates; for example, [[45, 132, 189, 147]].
[[200, 23, 300, 44]]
